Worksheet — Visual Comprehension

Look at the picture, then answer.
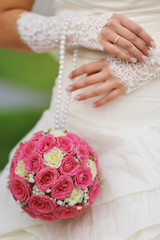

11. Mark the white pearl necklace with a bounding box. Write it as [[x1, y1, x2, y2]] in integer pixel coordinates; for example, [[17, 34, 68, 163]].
[[54, 16, 78, 130]]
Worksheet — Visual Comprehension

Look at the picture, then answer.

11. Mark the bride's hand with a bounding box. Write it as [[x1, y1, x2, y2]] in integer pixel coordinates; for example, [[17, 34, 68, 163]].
[[66, 59, 126, 108], [98, 13, 155, 62]]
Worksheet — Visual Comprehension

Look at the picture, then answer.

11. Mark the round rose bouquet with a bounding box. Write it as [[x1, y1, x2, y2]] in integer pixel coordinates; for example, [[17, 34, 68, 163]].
[[8, 129, 100, 221]]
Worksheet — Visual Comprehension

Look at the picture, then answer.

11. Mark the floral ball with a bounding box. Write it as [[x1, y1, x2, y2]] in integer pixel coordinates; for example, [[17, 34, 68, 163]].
[[8, 129, 100, 221]]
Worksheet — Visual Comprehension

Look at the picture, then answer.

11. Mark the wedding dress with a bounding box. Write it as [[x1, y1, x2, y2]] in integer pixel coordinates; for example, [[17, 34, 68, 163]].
[[0, 0, 160, 239]]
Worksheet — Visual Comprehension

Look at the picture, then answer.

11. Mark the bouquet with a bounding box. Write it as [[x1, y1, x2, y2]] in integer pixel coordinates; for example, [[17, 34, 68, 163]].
[[8, 129, 100, 221]]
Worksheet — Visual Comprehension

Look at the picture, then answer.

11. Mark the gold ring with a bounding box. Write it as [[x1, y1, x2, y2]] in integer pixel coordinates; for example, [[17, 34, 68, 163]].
[[114, 35, 121, 44]]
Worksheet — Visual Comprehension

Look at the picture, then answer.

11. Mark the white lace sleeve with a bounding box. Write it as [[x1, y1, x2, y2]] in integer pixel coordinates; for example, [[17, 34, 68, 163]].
[[17, 12, 113, 53], [106, 45, 160, 93]]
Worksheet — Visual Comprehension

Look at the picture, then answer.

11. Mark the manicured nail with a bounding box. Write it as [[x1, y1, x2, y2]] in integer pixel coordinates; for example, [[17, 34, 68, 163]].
[[92, 103, 97, 108], [66, 86, 72, 92], [74, 95, 81, 100], [130, 57, 137, 63], [147, 49, 152, 57], [142, 55, 148, 62], [150, 41, 156, 48]]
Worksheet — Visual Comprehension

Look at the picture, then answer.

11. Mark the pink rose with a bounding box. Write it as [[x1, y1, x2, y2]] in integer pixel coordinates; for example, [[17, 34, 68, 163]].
[[66, 132, 80, 145], [19, 141, 37, 160], [37, 133, 56, 154], [59, 155, 79, 176], [38, 212, 58, 221], [10, 142, 26, 179], [77, 204, 89, 214], [8, 175, 31, 203], [29, 194, 57, 214], [31, 131, 43, 141], [88, 180, 100, 204], [35, 167, 59, 191], [75, 166, 93, 190], [14, 142, 25, 160], [22, 205, 37, 219], [24, 152, 44, 174], [51, 176, 74, 200], [57, 136, 74, 154], [9, 159, 17, 180], [54, 206, 78, 219], [75, 144, 89, 163]]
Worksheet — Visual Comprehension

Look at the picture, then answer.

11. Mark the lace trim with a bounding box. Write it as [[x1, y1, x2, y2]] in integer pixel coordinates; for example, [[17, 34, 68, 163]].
[[17, 12, 64, 52], [68, 13, 114, 50], [17, 12, 113, 52], [106, 45, 160, 93]]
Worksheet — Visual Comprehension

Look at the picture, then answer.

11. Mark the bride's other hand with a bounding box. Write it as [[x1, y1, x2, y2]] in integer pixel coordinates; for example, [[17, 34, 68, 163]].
[[98, 13, 155, 63], [67, 59, 126, 108]]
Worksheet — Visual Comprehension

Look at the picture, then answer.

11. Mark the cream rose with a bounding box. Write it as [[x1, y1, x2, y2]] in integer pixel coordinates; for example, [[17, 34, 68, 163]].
[[68, 188, 84, 205], [15, 160, 28, 177], [43, 147, 66, 168], [50, 130, 66, 138], [87, 160, 97, 180]]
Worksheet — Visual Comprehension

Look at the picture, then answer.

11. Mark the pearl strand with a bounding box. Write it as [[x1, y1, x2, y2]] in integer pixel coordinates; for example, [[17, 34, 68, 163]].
[[60, 49, 78, 129], [54, 16, 78, 130]]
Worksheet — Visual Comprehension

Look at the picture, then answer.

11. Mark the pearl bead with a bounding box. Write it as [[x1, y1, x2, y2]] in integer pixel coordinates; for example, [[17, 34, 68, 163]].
[[60, 45, 65, 51], [61, 124, 64, 129], [55, 115, 60, 119], [61, 35, 66, 41], [55, 104, 60, 109], [56, 99, 61, 104], [61, 40, 65, 45], [57, 95, 61, 99], [57, 91, 62, 95], [56, 109, 60, 114], [60, 49, 65, 54], [59, 66, 64, 70], [57, 84, 62, 89], [59, 70, 63, 76], [55, 119, 59, 124], [60, 60, 64, 66]]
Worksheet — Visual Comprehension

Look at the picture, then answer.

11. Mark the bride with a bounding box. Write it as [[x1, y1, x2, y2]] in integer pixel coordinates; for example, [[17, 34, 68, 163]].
[[0, 0, 160, 239]]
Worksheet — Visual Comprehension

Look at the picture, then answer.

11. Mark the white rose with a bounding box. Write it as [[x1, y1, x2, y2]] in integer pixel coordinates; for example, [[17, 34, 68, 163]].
[[68, 188, 84, 205], [43, 147, 66, 168], [15, 160, 28, 177], [87, 159, 97, 180], [50, 130, 66, 138]]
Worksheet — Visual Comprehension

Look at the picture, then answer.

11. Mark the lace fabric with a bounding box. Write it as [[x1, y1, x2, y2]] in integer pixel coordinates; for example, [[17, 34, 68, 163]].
[[106, 45, 160, 93], [17, 12, 160, 94], [17, 12, 113, 53]]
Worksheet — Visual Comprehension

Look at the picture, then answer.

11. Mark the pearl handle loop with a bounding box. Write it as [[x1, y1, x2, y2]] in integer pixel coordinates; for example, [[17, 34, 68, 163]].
[[54, 16, 78, 130]]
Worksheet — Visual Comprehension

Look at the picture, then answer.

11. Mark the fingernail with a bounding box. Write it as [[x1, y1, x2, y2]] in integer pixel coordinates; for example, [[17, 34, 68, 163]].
[[147, 49, 152, 57], [142, 55, 148, 62], [74, 95, 81, 100], [150, 41, 156, 48], [66, 86, 72, 92], [92, 103, 97, 108], [130, 57, 137, 63]]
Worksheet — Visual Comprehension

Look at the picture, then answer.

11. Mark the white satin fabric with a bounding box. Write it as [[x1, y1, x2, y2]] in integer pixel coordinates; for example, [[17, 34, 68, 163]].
[[1, 0, 160, 239]]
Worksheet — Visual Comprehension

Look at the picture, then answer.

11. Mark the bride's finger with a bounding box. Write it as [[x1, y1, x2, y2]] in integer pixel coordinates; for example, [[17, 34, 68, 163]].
[[67, 71, 107, 92], [114, 36, 149, 62], [69, 60, 104, 79], [74, 80, 119, 101], [116, 25, 152, 60], [117, 14, 155, 48], [92, 87, 125, 108], [102, 41, 137, 62]]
